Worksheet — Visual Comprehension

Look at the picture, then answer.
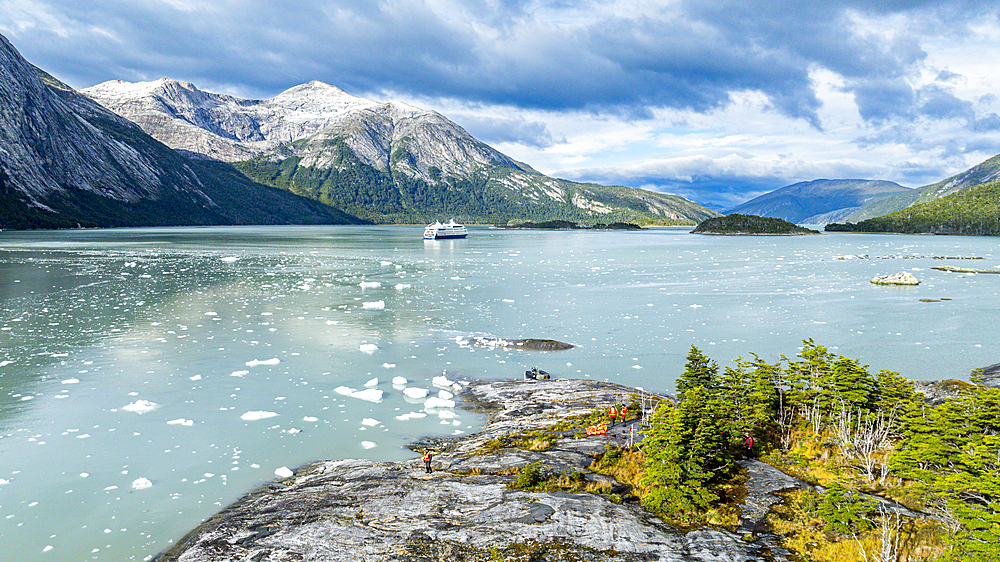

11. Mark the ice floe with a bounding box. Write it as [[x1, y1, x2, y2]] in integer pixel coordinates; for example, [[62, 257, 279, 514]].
[[359, 343, 378, 354], [424, 397, 455, 409], [432, 375, 455, 388], [403, 387, 428, 399], [360, 441, 376, 449], [274, 466, 293, 478], [240, 411, 279, 421], [395, 412, 427, 421], [364, 377, 378, 387], [350, 389, 383, 402], [438, 390, 454, 400], [131, 478, 152, 490], [362, 301, 385, 309], [0, 360, 12, 367], [303, 416, 318, 422], [383, 363, 397, 369], [392, 376, 407, 385], [122, 400, 158, 414], [230, 370, 249, 377], [361, 418, 380, 426], [246, 358, 280, 367], [220, 256, 239, 262], [167, 419, 194, 426], [395, 284, 410, 290], [61, 378, 79, 384]]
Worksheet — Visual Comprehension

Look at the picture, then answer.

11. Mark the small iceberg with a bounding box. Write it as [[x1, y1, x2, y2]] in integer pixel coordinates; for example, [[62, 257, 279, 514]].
[[359, 281, 382, 289], [241, 411, 279, 421], [350, 388, 383, 403], [360, 441, 376, 449], [361, 418, 380, 426], [424, 397, 456, 409], [122, 400, 158, 414], [392, 376, 407, 386], [362, 301, 385, 310], [274, 466, 294, 478], [131, 478, 152, 490], [403, 387, 428, 399], [432, 375, 454, 388], [246, 358, 280, 367], [359, 344, 378, 354], [364, 377, 378, 387]]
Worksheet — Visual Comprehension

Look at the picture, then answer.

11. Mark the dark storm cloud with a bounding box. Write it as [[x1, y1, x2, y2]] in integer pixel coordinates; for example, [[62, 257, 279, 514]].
[[4, 0, 996, 128]]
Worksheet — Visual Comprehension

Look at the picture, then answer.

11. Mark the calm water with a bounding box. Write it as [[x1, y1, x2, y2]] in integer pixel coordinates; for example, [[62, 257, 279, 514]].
[[1, 225, 998, 561]]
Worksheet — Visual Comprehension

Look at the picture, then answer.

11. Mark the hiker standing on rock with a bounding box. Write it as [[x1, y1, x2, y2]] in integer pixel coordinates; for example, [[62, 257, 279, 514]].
[[744, 434, 754, 459], [620, 404, 627, 424], [609, 405, 618, 426], [423, 449, 433, 473]]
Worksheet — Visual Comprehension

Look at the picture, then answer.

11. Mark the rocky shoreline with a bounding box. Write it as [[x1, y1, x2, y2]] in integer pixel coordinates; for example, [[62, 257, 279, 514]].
[[153, 379, 802, 562]]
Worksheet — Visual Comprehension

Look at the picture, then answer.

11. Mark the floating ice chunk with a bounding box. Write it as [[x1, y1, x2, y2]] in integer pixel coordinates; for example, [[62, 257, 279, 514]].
[[43, 546, 53, 552], [287, 428, 301, 434], [131, 478, 152, 490], [204, 311, 217, 316], [424, 397, 456, 409], [360, 441, 376, 449], [381, 261, 393, 266], [404, 387, 428, 399], [246, 358, 280, 367], [123, 400, 158, 414], [350, 389, 383, 403], [80, 472, 89, 478], [0, 360, 12, 367], [395, 412, 427, 421], [689, 304, 703, 309], [303, 416, 318, 422], [436, 410, 458, 419], [392, 376, 407, 385], [395, 284, 410, 290], [432, 375, 454, 388], [632, 365, 642, 369], [383, 363, 397, 369], [359, 344, 378, 354], [241, 411, 279, 421], [361, 418, 380, 426], [438, 390, 454, 400], [360, 281, 382, 288], [230, 370, 249, 377], [274, 466, 293, 478], [103, 486, 118, 491], [190, 375, 202, 381], [62, 378, 79, 384], [0, 479, 9, 485], [167, 419, 194, 426], [362, 301, 385, 309], [335, 386, 357, 396], [220, 256, 239, 263], [502, 299, 515, 303], [364, 377, 378, 387]]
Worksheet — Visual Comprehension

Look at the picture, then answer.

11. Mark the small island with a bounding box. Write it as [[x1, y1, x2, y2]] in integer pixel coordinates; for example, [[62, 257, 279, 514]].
[[497, 220, 642, 230], [692, 214, 820, 235]]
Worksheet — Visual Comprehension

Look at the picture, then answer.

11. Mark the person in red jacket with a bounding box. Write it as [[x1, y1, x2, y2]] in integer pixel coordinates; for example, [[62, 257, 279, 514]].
[[620, 404, 628, 423], [744, 434, 754, 459], [609, 406, 618, 426]]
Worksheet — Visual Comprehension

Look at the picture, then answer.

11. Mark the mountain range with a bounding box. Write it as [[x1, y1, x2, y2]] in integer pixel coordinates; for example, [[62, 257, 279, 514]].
[[0, 34, 361, 230], [722, 179, 910, 224], [81, 78, 718, 225]]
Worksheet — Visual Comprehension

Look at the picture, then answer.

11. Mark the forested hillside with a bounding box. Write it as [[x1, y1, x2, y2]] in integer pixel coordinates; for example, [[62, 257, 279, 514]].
[[826, 179, 1000, 235]]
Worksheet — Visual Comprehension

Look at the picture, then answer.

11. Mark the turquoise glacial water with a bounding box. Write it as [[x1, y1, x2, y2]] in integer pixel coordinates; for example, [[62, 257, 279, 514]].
[[0, 225, 997, 561]]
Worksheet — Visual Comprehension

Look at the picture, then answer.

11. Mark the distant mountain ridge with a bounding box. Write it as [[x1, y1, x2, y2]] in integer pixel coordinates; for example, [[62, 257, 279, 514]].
[[723, 179, 910, 224], [0, 33, 362, 229], [844, 154, 1000, 223], [83, 79, 719, 225]]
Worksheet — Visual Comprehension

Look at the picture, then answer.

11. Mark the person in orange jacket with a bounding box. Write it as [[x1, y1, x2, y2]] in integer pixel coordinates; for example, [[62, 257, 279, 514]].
[[609, 405, 618, 426], [620, 404, 628, 423], [423, 449, 433, 473]]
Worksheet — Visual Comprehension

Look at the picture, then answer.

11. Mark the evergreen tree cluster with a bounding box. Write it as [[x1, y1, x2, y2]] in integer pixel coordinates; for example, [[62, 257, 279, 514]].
[[637, 340, 998, 558]]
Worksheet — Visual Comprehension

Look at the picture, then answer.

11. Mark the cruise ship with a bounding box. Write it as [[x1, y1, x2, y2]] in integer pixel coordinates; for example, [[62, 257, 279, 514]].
[[423, 220, 468, 240]]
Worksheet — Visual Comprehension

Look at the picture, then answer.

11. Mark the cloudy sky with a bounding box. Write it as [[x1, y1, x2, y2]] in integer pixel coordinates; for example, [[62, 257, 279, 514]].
[[3, 0, 1000, 208]]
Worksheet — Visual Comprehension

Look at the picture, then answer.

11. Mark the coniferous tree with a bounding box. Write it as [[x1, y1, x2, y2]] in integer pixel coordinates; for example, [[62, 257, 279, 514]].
[[676, 345, 719, 398], [641, 387, 734, 518]]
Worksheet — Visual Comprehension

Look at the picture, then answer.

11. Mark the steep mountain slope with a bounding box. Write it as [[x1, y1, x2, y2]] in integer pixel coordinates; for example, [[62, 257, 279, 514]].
[[84, 79, 718, 225], [723, 179, 910, 224], [844, 154, 1000, 223], [0, 33, 361, 229], [826, 179, 1000, 235]]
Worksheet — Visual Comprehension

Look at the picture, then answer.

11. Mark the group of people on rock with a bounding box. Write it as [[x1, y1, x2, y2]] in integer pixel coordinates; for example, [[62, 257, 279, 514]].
[[607, 404, 628, 426]]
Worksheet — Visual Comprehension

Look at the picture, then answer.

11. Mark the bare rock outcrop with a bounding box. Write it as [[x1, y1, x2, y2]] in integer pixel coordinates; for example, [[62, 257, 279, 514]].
[[154, 379, 796, 562]]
